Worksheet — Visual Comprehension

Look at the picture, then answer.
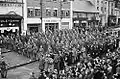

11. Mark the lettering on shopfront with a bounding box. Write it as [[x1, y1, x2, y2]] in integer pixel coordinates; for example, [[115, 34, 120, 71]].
[[44, 20, 58, 23], [0, 20, 20, 22], [0, 0, 22, 7], [0, 0, 19, 2]]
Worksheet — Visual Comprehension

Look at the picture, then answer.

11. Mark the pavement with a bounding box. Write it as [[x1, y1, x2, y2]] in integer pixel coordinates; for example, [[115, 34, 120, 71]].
[[0, 49, 40, 79]]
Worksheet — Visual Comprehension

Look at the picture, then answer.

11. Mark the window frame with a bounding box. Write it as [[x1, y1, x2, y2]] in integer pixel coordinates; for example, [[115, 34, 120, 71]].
[[27, 8, 34, 17], [53, 9, 58, 17], [46, 8, 51, 16], [65, 10, 70, 17], [35, 9, 41, 16]]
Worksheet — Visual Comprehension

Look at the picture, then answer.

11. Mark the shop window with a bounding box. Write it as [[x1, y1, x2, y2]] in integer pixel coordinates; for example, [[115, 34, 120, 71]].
[[65, 10, 70, 17], [46, 9, 51, 16], [27, 8, 34, 17], [45, 23, 58, 32], [35, 9, 40, 16], [53, 10, 58, 17], [29, 27, 38, 33]]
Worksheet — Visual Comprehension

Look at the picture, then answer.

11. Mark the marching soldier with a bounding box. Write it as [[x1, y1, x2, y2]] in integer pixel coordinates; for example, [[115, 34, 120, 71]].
[[0, 57, 8, 78]]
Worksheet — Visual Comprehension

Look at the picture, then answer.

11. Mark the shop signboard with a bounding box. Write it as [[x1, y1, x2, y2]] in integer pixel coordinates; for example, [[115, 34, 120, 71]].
[[43, 19, 59, 23], [0, 19, 20, 23]]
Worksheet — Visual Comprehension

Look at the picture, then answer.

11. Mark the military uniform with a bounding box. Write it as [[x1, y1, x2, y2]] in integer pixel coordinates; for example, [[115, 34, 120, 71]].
[[0, 61, 8, 78]]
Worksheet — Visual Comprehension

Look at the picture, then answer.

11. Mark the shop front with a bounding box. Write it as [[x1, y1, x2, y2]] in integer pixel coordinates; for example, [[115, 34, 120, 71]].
[[43, 19, 60, 32], [73, 17, 88, 29], [27, 24, 42, 33], [61, 22, 69, 29], [0, 14, 23, 36], [45, 23, 59, 32]]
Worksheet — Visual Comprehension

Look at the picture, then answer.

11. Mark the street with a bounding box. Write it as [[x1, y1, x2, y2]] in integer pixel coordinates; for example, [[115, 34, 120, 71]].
[[0, 50, 40, 79]]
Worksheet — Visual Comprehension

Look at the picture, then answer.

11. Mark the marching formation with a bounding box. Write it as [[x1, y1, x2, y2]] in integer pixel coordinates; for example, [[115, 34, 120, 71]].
[[0, 28, 120, 79]]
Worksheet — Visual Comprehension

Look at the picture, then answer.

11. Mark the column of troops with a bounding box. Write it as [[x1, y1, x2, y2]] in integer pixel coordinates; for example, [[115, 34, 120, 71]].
[[0, 29, 120, 79]]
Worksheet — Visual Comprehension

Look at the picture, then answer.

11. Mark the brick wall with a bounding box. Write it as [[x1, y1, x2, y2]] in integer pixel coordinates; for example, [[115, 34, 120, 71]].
[[27, 0, 70, 18], [27, 0, 40, 7]]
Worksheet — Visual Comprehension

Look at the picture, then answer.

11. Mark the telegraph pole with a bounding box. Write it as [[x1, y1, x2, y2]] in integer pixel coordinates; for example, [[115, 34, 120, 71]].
[[60, 0, 63, 30], [22, 0, 24, 35], [40, 0, 43, 32], [70, 0, 74, 29]]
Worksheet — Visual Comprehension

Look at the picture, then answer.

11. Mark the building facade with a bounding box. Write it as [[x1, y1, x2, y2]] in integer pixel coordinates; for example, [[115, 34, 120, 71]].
[[114, 0, 120, 25], [93, 0, 116, 27], [26, 0, 41, 33], [72, 0, 99, 29], [42, 0, 71, 32], [93, 0, 106, 26], [0, 0, 23, 35], [25, 0, 71, 33], [24, 0, 99, 33], [115, 8, 120, 25], [107, 0, 116, 26]]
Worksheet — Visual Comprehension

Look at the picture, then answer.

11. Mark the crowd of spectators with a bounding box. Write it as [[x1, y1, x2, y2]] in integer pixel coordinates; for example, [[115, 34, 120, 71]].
[[0, 28, 120, 79]]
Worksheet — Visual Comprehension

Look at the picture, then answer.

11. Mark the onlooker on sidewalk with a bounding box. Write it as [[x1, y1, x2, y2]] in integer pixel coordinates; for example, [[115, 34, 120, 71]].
[[0, 57, 8, 78]]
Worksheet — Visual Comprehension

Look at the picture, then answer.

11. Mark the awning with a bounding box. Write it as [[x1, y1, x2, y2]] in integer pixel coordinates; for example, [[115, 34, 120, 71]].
[[72, 0, 99, 13], [0, 27, 19, 33], [0, 14, 23, 19]]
